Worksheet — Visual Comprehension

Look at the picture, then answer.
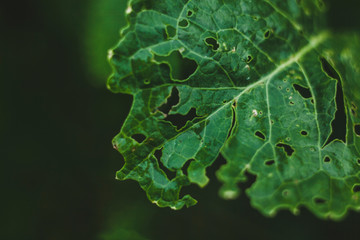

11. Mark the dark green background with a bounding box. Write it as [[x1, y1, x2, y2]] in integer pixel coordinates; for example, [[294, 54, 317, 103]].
[[2, 0, 359, 239]]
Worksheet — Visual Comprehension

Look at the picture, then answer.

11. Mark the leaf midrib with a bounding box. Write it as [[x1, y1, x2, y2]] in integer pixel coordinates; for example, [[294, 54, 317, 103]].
[[121, 32, 329, 179]]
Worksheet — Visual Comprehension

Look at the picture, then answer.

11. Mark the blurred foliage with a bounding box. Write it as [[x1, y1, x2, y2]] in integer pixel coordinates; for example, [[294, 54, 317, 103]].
[[1, 0, 360, 240], [98, 203, 152, 240], [85, 0, 128, 87]]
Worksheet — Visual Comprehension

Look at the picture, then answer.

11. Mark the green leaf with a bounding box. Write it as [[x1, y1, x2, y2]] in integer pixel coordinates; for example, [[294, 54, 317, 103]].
[[108, 0, 360, 219]]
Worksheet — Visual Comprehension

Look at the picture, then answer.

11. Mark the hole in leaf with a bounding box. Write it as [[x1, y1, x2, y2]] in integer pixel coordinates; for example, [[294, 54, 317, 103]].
[[314, 197, 327, 204], [301, 130, 308, 136], [255, 131, 266, 140], [131, 134, 146, 143], [355, 124, 360, 136], [289, 101, 295, 105], [276, 143, 295, 157], [293, 84, 312, 98], [246, 55, 253, 63], [324, 156, 331, 163], [182, 159, 193, 176], [155, 148, 176, 179], [204, 37, 219, 51], [178, 19, 189, 27], [155, 51, 198, 81], [264, 29, 271, 39], [321, 57, 346, 145], [352, 184, 360, 193], [320, 57, 341, 80], [164, 108, 199, 130], [357, 159, 360, 165], [158, 87, 179, 114], [154, 148, 162, 161], [311, 99, 314, 104], [187, 10, 193, 17], [265, 160, 275, 166], [143, 79, 151, 85], [242, 170, 257, 189], [165, 25, 176, 38]]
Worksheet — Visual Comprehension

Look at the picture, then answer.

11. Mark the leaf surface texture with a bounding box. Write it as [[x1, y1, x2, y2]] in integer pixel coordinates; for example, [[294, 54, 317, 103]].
[[108, 0, 360, 219]]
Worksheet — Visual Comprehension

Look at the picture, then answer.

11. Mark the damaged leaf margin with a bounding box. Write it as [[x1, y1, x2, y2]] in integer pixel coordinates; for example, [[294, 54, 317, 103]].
[[108, 0, 360, 219]]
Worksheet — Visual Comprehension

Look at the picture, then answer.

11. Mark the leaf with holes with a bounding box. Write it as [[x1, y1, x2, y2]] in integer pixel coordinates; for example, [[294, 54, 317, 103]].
[[108, 0, 360, 219]]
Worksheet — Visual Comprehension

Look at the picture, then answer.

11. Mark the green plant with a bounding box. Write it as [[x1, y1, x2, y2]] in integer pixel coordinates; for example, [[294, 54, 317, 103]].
[[108, 0, 360, 220]]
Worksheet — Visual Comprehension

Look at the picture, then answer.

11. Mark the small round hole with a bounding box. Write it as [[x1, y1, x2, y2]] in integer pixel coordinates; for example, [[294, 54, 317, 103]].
[[353, 184, 360, 193], [179, 19, 189, 28], [264, 29, 272, 39], [265, 160, 275, 166], [187, 10, 193, 17], [324, 156, 331, 163], [301, 130, 308, 136], [314, 197, 326, 204]]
